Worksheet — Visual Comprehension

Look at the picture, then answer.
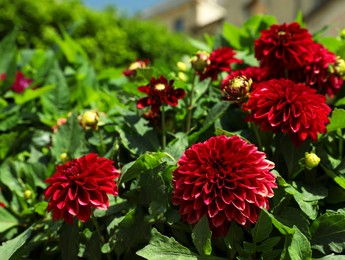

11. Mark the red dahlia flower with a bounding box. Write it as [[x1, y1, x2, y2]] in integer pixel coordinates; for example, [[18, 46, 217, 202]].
[[244, 78, 331, 146], [289, 43, 343, 97], [254, 22, 314, 76], [0, 71, 34, 93], [198, 47, 242, 81], [45, 153, 120, 224], [172, 135, 276, 237], [137, 75, 186, 112]]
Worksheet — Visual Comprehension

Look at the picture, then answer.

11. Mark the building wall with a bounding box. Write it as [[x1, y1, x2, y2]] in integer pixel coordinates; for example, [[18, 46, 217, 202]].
[[142, 0, 345, 37]]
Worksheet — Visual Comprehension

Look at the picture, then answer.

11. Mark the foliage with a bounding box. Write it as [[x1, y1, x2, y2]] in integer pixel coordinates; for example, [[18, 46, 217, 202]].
[[0, 11, 345, 260], [0, 0, 196, 70]]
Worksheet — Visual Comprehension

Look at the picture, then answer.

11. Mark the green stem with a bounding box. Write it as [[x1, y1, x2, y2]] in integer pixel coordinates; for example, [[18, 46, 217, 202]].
[[251, 122, 263, 151], [161, 105, 166, 150], [186, 73, 196, 132], [91, 212, 111, 260], [98, 130, 105, 156]]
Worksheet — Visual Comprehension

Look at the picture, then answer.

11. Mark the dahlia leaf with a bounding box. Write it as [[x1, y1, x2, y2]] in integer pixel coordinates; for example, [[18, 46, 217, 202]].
[[0, 207, 19, 233], [119, 152, 170, 184], [222, 22, 244, 50], [12, 84, 54, 105], [192, 215, 212, 256], [0, 226, 32, 259], [287, 226, 312, 260], [224, 222, 244, 259], [311, 210, 345, 254], [262, 209, 294, 235], [326, 108, 345, 132], [60, 220, 79, 260], [137, 228, 224, 260], [252, 210, 273, 243], [189, 102, 230, 144]]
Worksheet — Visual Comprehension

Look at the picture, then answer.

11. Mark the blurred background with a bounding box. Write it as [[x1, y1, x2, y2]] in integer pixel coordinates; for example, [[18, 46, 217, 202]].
[[84, 0, 345, 37]]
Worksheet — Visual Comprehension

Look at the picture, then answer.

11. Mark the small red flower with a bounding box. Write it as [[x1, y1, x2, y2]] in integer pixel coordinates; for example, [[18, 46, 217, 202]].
[[289, 43, 344, 97], [198, 47, 242, 81], [1, 71, 35, 93], [255, 22, 314, 76], [137, 75, 186, 112], [0, 202, 5, 208], [244, 78, 331, 146], [44, 153, 120, 224], [172, 135, 276, 237], [123, 59, 149, 78]]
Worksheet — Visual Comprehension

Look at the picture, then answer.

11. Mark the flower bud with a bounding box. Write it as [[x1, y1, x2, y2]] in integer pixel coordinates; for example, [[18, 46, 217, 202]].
[[221, 76, 252, 102], [81, 111, 99, 129], [304, 152, 321, 170], [24, 190, 32, 200], [334, 56, 345, 76], [190, 51, 210, 73], [177, 61, 188, 72], [178, 72, 188, 82], [59, 153, 69, 163]]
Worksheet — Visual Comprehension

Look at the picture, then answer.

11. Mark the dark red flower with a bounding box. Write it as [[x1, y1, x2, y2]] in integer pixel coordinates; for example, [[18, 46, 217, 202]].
[[289, 43, 343, 97], [123, 59, 149, 78], [224, 66, 268, 84], [1, 71, 34, 93], [0, 202, 5, 208], [254, 22, 314, 76], [244, 78, 331, 146], [137, 75, 186, 112], [45, 153, 120, 224], [13, 72, 34, 93], [172, 135, 276, 237], [198, 47, 242, 81]]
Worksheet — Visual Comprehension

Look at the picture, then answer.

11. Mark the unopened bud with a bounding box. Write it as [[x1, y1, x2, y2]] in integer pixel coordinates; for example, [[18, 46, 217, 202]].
[[59, 153, 69, 163], [304, 152, 321, 170], [190, 51, 210, 73], [221, 76, 252, 102], [334, 56, 345, 76], [178, 72, 188, 82], [81, 111, 99, 128], [177, 61, 188, 72], [24, 190, 32, 200]]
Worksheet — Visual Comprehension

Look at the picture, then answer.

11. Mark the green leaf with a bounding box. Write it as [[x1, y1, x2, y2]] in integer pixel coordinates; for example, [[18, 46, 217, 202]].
[[192, 215, 212, 256], [189, 101, 230, 144], [327, 108, 345, 132], [119, 152, 170, 184], [0, 132, 17, 159], [0, 207, 19, 233], [136, 228, 224, 260], [51, 113, 86, 159], [0, 227, 32, 259], [294, 10, 305, 27], [256, 236, 281, 252], [224, 221, 244, 259], [321, 164, 345, 189], [288, 226, 312, 260], [311, 211, 345, 254], [222, 22, 245, 50], [251, 210, 273, 243], [262, 209, 294, 235], [12, 85, 55, 105]]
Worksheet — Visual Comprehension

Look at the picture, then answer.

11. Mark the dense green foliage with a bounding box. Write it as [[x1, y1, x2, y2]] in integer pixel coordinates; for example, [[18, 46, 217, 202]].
[[0, 0, 196, 70]]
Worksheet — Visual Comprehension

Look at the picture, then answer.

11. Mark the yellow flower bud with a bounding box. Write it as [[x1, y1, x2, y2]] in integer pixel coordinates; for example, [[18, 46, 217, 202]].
[[59, 153, 69, 163], [305, 152, 321, 170], [81, 111, 99, 129], [24, 190, 32, 200], [177, 61, 188, 72], [178, 72, 188, 82]]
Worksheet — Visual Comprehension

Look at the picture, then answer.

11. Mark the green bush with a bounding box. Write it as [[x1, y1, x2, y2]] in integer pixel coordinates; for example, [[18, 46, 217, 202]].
[[0, 0, 196, 70]]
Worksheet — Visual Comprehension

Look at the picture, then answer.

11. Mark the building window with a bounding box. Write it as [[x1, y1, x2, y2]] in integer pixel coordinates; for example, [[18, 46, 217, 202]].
[[174, 18, 185, 32]]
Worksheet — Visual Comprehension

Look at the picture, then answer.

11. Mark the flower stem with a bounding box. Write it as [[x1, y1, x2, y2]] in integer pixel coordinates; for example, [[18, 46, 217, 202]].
[[251, 122, 263, 151], [186, 74, 196, 132], [91, 212, 111, 260], [98, 130, 105, 156], [161, 105, 166, 150]]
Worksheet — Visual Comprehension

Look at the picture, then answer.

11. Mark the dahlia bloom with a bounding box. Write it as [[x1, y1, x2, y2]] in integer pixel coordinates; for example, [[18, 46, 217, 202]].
[[289, 43, 343, 97], [137, 75, 186, 112], [45, 153, 120, 224], [0, 71, 34, 93], [123, 59, 149, 78], [172, 135, 276, 236], [198, 47, 242, 81], [244, 78, 331, 146], [254, 22, 314, 76]]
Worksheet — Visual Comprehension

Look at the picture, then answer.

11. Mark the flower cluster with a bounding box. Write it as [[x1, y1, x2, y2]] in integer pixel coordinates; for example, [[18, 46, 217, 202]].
[[172, 135, 277, 236], [44, 153, 120, 224]]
